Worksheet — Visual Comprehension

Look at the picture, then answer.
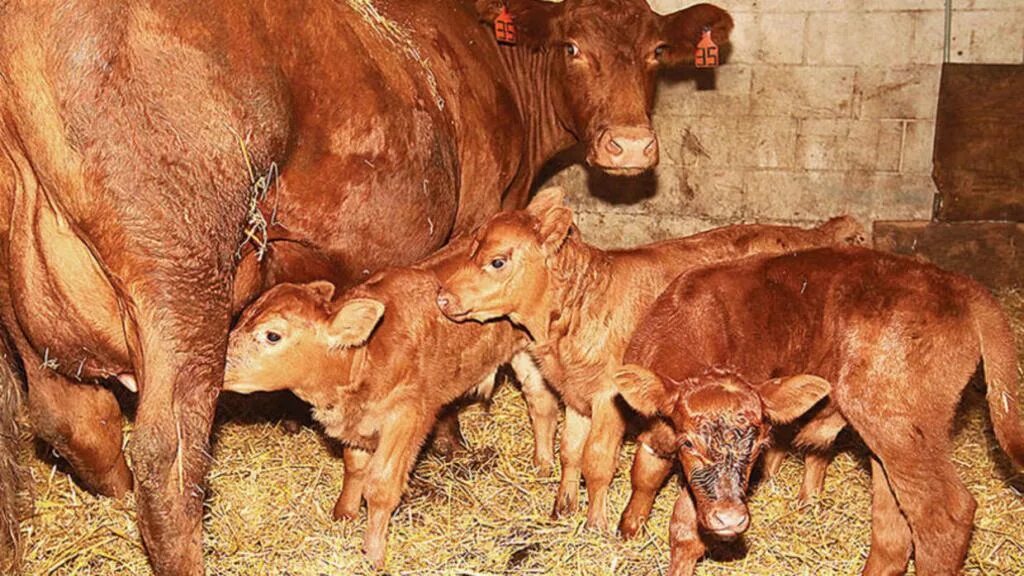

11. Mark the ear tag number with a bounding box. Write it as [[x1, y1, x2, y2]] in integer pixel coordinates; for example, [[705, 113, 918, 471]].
[[695, 28, 718, 68], [495, 7, 517, 45]]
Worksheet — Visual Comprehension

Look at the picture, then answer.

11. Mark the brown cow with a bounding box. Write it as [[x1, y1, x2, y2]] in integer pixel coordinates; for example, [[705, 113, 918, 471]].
[[615, 246, 1024, 576], [0, 1, 731, 572], [435, 187, 864, 530], [222, 264, 557, 567]]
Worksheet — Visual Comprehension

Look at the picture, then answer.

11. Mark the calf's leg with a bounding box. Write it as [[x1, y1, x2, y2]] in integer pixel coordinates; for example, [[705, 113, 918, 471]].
[[361, 410, 433, 568], [22, 349, 131, 497], [512, 351, 559, 476], [794, 406, 846, 504], [667, 490, 706, 576], [334, 447, 372, 520], [619, 424, 674, 539], [553, 406, 590, 519], [581, 392, 627, 531], [863, 457, 912, 576]]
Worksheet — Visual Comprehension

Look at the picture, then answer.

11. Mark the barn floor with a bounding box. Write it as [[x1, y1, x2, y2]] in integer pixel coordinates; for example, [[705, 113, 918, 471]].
[[16, 292, 1024, 575]]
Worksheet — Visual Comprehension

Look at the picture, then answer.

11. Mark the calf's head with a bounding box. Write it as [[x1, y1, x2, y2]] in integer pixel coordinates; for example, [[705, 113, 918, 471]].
[[224, 282, 384, 395], [436, 187, 573, 328], [477, 0, 732, 175], [615, 365, 830, 539]]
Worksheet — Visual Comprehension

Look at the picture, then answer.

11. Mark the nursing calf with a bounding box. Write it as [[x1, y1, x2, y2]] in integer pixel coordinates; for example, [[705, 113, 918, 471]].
[[436, 187, 864, 530], [223, 265, 556, 568], [616, 247, 1024, 576]]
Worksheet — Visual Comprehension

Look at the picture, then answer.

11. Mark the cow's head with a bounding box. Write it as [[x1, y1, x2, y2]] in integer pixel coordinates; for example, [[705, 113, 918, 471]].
[[478, 0, 732, 175], [616, 365, 830, 539], [436, 187, 572, 330], [224, 281, 384, 395]]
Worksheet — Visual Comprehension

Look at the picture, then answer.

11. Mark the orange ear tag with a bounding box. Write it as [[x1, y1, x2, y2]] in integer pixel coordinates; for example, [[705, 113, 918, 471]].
[[695, 28, 719, 68], [495, 7, 517, 45]]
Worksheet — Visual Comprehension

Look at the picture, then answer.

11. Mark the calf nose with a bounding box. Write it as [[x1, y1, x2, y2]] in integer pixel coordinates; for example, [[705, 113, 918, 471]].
[[592, 126, 658, 171], [707, 508, 750, 537], [436, 288, 460, 315]]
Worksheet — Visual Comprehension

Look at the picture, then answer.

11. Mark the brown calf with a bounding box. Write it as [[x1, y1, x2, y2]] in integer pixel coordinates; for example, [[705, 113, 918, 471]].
[[615, 246, 1024, 576], [223, 266, 557, 568], [435, 187, 864, 530]]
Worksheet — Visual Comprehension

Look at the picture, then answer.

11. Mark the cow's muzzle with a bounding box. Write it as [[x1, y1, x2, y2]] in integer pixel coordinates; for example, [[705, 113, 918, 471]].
[[589, 126, 658, 174]]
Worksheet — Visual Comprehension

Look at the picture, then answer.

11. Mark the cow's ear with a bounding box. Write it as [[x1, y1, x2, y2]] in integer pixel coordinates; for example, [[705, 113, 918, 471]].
[[327, 298, 385, 349], [527, 187, 574, 253], [657, 3, 733, 67], [305, 281, 336, 303], [615, 364, 679, 417], [757, 375, 830, 424], [475, 0, 564, 47]]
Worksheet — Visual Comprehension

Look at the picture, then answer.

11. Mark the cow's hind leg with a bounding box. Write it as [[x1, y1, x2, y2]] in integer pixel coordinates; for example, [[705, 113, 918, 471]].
[[863, 456, 912, 576], [22, 348, 131, 496]]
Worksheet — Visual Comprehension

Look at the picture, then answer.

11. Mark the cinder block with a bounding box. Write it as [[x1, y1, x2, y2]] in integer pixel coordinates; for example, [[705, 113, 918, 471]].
[[655, 65, 752, 118], [862, 0, 945, 10], [900, 120, 935, 174], [744, 169, 934, 222], [573, 210, 719, 249], [729, 12, 806, 64], [806, 12, 917, 66], [950, 10, 1024, 64], [648, 0, 761, 16], [854, 65, 941, 119], [751, 65, 856, 118], [909, 11, 945, 65]]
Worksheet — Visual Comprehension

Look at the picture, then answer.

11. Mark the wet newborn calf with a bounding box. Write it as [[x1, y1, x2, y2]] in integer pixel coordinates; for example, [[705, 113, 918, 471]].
[[223, 267, 556, 568], [436, 186, 864, 531], [615, 246, 1024, 576]]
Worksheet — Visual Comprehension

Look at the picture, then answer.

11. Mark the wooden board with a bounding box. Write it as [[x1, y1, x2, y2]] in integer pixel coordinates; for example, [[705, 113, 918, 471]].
[[933, 64, 1024, 222], [873, 220, 1023, 290]]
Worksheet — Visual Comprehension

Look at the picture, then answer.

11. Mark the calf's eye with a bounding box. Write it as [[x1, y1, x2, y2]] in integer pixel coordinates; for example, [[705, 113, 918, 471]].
[[266, 331, 282, 344], [490, 257, 506, 270], [565, 43, 580, 58]]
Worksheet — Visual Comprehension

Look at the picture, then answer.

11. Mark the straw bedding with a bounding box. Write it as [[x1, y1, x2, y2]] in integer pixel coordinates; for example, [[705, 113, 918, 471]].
[[13, 291, 1024, 575]]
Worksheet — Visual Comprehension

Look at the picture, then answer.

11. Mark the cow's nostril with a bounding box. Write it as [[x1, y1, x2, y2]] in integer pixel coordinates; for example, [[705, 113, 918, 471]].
[[605, 138, 624, 155], [643, 138, 657, 156]]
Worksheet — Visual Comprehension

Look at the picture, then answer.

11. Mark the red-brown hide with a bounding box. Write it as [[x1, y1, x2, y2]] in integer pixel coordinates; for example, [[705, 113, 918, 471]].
[[616, 246, 1024, 576]]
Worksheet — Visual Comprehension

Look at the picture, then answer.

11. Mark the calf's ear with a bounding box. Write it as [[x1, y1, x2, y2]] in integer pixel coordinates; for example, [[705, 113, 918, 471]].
[[328, 298, 385, 349], [306, 280, 336, 303], [658, 4, 733, 67], [474, 0, 564, 47], [615, 364, 678, 417], [527, 187, 574, 253], [757, 374, 830, 424]]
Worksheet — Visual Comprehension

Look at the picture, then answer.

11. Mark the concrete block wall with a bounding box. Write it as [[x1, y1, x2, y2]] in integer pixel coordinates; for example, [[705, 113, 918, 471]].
[[546, 0, 1024, 248]]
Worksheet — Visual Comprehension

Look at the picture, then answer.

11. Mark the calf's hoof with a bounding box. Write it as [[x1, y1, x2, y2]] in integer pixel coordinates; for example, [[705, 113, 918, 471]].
[[551, 492, 579, 519], [618, 512, 646, 540], [585, 510, 609, 533], [534, 460, 554, 478], [332, 499, 361, 522], [280, 418, 304, 435]]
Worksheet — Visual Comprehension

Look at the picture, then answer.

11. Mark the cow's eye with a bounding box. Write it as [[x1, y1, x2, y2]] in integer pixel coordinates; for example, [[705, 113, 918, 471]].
[[565, 43, 581, 58], [680, 439, 694, 451], [654, 44, 668, 59], [265, 331, 282, 344], [490, 257, 506, 270]]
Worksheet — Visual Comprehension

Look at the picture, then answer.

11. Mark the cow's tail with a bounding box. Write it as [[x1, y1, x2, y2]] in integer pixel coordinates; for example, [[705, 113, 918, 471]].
[[970, 285, 1024, 470], [818, 215, 867, 246], [0, 337, 25, 573]]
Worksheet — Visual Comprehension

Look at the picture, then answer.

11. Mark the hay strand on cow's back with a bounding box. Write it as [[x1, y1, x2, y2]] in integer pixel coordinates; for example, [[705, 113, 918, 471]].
[[14, 291, 1024, 574]]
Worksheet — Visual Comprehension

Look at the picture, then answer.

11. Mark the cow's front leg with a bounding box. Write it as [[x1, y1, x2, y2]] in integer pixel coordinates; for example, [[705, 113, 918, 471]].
[[126, 286, 232, 576], [581, 391, 626, 531], [667, 489, 706, 576], [361, 409, 433, 569]]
